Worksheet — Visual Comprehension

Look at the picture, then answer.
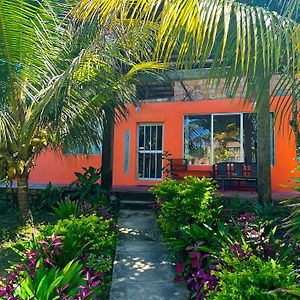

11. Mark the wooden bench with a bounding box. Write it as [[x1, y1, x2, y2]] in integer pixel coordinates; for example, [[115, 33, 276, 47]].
[[212, 162, 257, 191]]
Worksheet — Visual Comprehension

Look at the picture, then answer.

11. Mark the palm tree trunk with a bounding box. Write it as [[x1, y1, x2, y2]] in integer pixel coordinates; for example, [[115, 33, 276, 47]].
[[101, 108, 115, 192], [17, 173, 31, 222], [290, 96, 300, 164], [256, 80, 272, 205]]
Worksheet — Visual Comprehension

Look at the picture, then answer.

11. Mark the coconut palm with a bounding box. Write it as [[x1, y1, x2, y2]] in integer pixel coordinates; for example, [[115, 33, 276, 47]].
[[0, 0, 164, 221], [76, 0, 300, 204], [0, 0, 66, 220]]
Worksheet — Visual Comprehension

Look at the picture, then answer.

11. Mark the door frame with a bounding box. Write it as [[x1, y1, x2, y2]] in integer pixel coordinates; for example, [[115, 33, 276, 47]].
[[137, 123, 164, 181]]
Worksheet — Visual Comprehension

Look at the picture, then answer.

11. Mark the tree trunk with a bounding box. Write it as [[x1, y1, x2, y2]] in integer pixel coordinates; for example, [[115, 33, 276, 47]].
[[17, 173, 31, 222], [101, 108, 115, 192], [256, 81, 272, 205], [290, 96, 300, 164]]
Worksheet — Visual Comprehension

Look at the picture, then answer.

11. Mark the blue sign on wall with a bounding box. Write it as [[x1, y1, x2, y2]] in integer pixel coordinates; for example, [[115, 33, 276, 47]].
[[124, 131, 130, 174]]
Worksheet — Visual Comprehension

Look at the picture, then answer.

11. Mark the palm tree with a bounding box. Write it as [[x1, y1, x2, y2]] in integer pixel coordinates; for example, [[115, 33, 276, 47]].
[[0, 0, 164, 221], [76, 0, 300, 204], [0, 0, 65, 220]]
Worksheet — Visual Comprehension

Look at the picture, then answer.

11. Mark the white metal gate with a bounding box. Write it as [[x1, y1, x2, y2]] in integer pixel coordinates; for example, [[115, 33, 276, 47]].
[[138, 124, 163, 180]]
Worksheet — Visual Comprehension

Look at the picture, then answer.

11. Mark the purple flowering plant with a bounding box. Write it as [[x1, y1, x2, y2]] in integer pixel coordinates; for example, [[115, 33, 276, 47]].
[[184, 243, 217, 300], [234, 213, 295, 263], [228, 243, 252, 261], [171, 213, 296, 299], [84, 253, 114, 297], [0, 233, 104, 299]]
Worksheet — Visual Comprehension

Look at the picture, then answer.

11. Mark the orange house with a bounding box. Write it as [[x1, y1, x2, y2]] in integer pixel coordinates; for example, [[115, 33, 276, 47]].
[[30, 76, 299, 191]]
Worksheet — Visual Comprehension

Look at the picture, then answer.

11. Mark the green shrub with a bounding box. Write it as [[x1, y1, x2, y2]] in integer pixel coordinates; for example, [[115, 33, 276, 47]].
[[39, 214, 116, 267], [36, 183, 66, 211], [151, 176, 221, 238], [207, 250, 298, 300], [86, 253, 112, 275], [150, 177, 182, 201], [52, 198, 79, 220], [11, 218, 115, 299]]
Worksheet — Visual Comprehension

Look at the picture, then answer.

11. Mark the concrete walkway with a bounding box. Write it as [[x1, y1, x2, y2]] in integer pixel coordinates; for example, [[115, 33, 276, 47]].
[[110, 209, 189, 300]]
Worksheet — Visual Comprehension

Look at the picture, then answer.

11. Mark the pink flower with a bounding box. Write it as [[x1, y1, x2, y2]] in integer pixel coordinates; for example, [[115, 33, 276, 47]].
[[191, 252, 201, 259], [38, 240, 48, 245], [191, 258, 198, 267], [43, 246, 49, 252], [175, 275, 182, 283], [176, 262, 183, 273], [44, 258, 55, 266]]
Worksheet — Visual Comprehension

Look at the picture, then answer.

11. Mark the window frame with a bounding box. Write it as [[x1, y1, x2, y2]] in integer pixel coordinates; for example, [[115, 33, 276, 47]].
[[183, 112, 275, 166]]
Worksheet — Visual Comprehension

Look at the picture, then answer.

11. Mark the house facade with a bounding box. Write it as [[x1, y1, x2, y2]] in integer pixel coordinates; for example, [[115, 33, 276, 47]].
[[30, 75, 299, 191]]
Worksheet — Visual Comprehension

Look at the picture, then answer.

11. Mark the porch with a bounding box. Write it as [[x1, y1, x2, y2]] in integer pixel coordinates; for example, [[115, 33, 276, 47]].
[[112, 185, 300, 202]]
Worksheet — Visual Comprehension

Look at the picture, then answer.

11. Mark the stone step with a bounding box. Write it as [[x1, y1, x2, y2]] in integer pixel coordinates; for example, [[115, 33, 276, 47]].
[[116, 191, 155, 202], [120, 200, 154, 210]]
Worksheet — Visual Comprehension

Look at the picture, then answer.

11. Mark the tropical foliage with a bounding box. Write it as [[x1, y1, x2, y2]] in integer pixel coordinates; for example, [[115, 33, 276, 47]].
[[152, 177, 300, 299], [76, 0, 300, 99], [0, 176, 117, 299], [0, 0, 64, 219], [206, 251, 297, 299], [0, 0, 164, 220], [150, 176, 221, 238]]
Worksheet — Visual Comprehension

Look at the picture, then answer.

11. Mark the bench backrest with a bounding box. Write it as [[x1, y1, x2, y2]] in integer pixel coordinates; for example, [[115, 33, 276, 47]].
[[212, 162, 231, 177], [213, 162, 257, 178], [247, 162, 257, 177], [232, 162, 244, 176]]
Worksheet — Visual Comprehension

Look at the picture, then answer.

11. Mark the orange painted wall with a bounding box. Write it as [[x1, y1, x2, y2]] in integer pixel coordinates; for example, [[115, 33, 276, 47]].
[[29, 150, 101, 185], [30, 97, 299, 190], [113, 98, 299, 191]]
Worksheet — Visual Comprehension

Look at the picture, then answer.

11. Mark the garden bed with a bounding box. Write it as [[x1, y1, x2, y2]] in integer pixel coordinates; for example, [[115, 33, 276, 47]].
[[151, 176, 300, 299], [0, 167, 118, 299]]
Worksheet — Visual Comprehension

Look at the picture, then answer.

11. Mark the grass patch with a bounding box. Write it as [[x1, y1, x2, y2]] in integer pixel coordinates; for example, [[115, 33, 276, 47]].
[[0, 208, 57, 276]]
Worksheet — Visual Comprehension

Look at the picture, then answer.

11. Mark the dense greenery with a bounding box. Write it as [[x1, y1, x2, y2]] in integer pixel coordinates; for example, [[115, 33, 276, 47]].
[[41, 214, 116, 261], [150, 177, 221, 239], [0, 0, 162, 221], [0, 170, 117, 299], [207, 252, 297, 299], [151, 177, 300, 299]]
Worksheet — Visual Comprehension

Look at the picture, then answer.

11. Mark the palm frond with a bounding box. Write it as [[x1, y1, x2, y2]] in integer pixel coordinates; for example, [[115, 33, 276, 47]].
[[0, 0, 64, 87], [20, 7, 169, 153], [0, 110, 16, 146], [76, 0, 300, 105]]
